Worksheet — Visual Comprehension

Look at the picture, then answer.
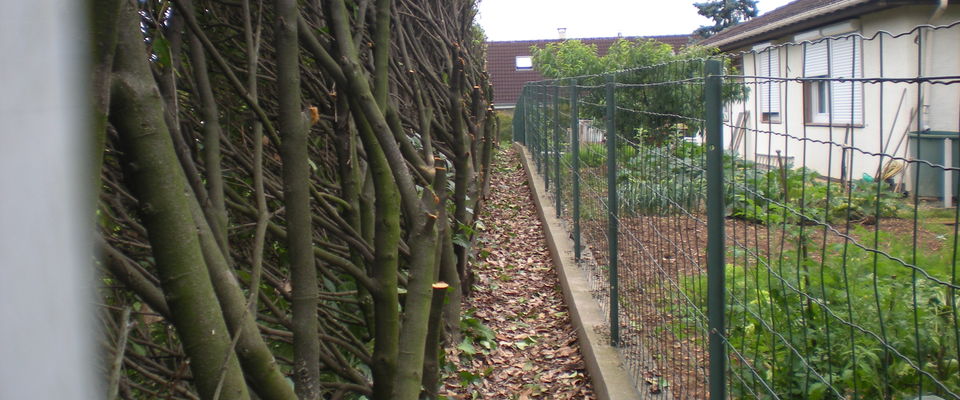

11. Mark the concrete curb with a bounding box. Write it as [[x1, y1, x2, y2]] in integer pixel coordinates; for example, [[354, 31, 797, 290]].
[[514, 143, 641, 400]]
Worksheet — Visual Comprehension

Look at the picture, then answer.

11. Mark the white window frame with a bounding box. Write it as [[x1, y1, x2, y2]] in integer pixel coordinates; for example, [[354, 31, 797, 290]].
[[808, 78, 830, 124], [515, 56, 533, 71], [803, 35, 863, 126]]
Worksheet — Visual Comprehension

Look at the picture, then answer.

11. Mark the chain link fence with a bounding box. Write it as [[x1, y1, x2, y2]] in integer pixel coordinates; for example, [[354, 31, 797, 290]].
[[515, 23, 960, 399]]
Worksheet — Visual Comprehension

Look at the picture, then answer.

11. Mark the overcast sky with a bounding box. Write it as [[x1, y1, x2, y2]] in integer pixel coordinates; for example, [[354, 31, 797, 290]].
[[478, 0, 796, 41]]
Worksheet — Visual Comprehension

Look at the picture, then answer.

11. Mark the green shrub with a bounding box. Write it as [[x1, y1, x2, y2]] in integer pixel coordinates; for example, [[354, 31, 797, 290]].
[[618, 144, 637, 164], [568, 143, 606, 168], [496, 111, 513, 143], [724, 156, 903, 226], [698, 228, 960, 399]]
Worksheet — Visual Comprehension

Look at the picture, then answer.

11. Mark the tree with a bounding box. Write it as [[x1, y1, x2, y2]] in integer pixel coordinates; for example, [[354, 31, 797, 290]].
[[531, 38, 730, 144], [93, 0, 493, 399], [530, 40, 604, 79], [694, 0, 759, 38]]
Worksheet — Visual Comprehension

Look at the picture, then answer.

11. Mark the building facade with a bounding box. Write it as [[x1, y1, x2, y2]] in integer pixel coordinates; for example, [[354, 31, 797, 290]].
[[702, 0, 960, 201]]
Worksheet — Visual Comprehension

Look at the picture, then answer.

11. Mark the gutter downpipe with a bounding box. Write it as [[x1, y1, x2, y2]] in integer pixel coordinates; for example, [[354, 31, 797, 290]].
[[922, 0, 946, 131], [923, 0, 950, 206]]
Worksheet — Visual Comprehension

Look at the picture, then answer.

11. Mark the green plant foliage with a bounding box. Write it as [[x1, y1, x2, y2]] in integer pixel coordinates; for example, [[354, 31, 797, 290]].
[[458, 312, 498, 359], [627, 145, 955, 398], [530, 40, 604, 79], [693, 0, 759, 38], [496, 111, 513, 143], [705, 228, 960, 399], [617, 139, 706, 216], [561, 142, 603, 168], [723, 155, 904, 226], [531, 39, 744, 145]]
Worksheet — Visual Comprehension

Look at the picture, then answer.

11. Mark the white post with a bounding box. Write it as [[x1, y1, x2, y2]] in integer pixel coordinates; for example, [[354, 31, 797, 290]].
[[945, 137, 953, 208], [0, 1, 96, 399]]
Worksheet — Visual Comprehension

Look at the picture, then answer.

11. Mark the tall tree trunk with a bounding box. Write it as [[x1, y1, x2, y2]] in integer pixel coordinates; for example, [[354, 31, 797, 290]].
[[393, 216, 440, 399], [420, 282, 449, 398], [187, 186, 297, 400], [324, 1, 448, 397], [437, 183, 462, 344], [449, 57, 476, 295], [352, 105, 400, 400], [274, 0, 320, 397], [89, 0, 122, 197], [109, 4, 250, 399], [189, 30, 229, 257]]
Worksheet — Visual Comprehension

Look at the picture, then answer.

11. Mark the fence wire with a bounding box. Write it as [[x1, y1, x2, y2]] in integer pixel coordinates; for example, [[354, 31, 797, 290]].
[[515, 23, 960, 400]]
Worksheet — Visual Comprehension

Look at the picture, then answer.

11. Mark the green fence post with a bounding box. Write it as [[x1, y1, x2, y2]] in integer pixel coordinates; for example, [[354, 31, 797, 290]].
[[515, 87, 525, 144], [530, 86, 535, 165], [544, 84, 550, 186], [534, 84, 540, 173], [544, 84, 550, 192], [554, 84, 562, 217], [534, 85, 541, 172], [605, 73, 619, 347], [570, 79, 581, 260], [705, 59, 727, 400], [537, 85, 544, 174]]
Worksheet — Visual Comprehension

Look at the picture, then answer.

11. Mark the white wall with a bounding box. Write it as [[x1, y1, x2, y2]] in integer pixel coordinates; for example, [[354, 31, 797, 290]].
[[726, 5, 960, 190]]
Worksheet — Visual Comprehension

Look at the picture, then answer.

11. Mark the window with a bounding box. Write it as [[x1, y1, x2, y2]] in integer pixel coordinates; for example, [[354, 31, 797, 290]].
[[515, 56, 533, 71], [757, 47, 781, 123], [803, 36, 863, 125], [807, 79, 829, 123]]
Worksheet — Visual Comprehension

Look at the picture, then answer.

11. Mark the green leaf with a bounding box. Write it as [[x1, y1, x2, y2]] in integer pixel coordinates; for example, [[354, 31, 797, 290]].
[[514, 336, 537, 350], [152, 36, 171, 69], [457, 338, 476, 355], [452, 233, 470, 248], [458, 370, 480, 385], [807, 382, 827, 400]]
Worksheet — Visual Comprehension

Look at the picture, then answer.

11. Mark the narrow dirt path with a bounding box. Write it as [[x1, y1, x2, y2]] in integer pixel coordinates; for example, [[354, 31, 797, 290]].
[[441, 147, 596, 399]]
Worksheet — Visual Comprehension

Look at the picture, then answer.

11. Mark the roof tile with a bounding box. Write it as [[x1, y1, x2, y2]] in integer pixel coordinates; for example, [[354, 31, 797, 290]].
[[486, 35, 691, 106]]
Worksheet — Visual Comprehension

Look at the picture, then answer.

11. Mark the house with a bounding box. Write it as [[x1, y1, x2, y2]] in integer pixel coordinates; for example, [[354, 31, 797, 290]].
[[700, 0, 960, 203], [486, 35, 691, 110]]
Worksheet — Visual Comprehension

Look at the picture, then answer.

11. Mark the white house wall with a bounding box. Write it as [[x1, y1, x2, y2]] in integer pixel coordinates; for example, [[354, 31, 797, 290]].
[[726, 5, 960, 188]]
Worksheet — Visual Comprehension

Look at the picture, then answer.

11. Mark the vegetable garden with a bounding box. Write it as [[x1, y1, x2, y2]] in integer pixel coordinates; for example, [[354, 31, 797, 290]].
[[517, 32, 959, 399]]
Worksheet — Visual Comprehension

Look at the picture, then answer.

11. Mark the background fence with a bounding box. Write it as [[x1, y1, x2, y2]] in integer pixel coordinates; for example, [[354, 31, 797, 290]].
[[514, 24, 960, 399]]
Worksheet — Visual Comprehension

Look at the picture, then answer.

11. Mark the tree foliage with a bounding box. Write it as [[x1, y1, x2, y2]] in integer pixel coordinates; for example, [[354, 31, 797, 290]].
[[694, 0, 759, 38], [531, 38, 734, 144], [92, 0, 494, 399]]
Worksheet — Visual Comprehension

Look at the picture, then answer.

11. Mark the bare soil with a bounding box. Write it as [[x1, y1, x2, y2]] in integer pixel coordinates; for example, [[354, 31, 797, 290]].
[[577, 211, 952, 399]]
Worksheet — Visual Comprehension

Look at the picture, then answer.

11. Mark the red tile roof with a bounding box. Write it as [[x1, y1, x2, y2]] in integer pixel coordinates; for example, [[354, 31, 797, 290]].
[[486, 35, 691, 107]]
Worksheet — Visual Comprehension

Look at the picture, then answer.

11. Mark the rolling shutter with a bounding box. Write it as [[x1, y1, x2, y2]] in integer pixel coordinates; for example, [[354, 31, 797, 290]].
[[803, 36, 862, 125], [758, 48, 780, 115], [829, 36, 862, 125], [804, 40, 829, 77]]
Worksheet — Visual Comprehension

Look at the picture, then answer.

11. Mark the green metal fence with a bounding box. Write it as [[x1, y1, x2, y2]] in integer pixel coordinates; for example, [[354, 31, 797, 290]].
[[515, 24, 960, 399]]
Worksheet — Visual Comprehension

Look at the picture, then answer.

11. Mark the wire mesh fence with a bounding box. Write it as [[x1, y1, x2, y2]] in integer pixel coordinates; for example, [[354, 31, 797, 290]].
[[514, 23, 960, 399]]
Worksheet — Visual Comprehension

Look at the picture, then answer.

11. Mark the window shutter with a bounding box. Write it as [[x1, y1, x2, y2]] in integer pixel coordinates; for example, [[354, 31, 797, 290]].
[[804, 40, 829, 77], [829, 36, 862, 124], [758, 49, 780, 114]]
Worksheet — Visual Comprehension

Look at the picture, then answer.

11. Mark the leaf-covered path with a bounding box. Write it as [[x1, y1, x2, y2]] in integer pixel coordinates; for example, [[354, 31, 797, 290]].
[[441, 147, 596, 399]]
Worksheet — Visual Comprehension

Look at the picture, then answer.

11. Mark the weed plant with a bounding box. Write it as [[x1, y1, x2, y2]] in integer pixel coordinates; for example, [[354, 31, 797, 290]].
[[704, 226, 960, 399]]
